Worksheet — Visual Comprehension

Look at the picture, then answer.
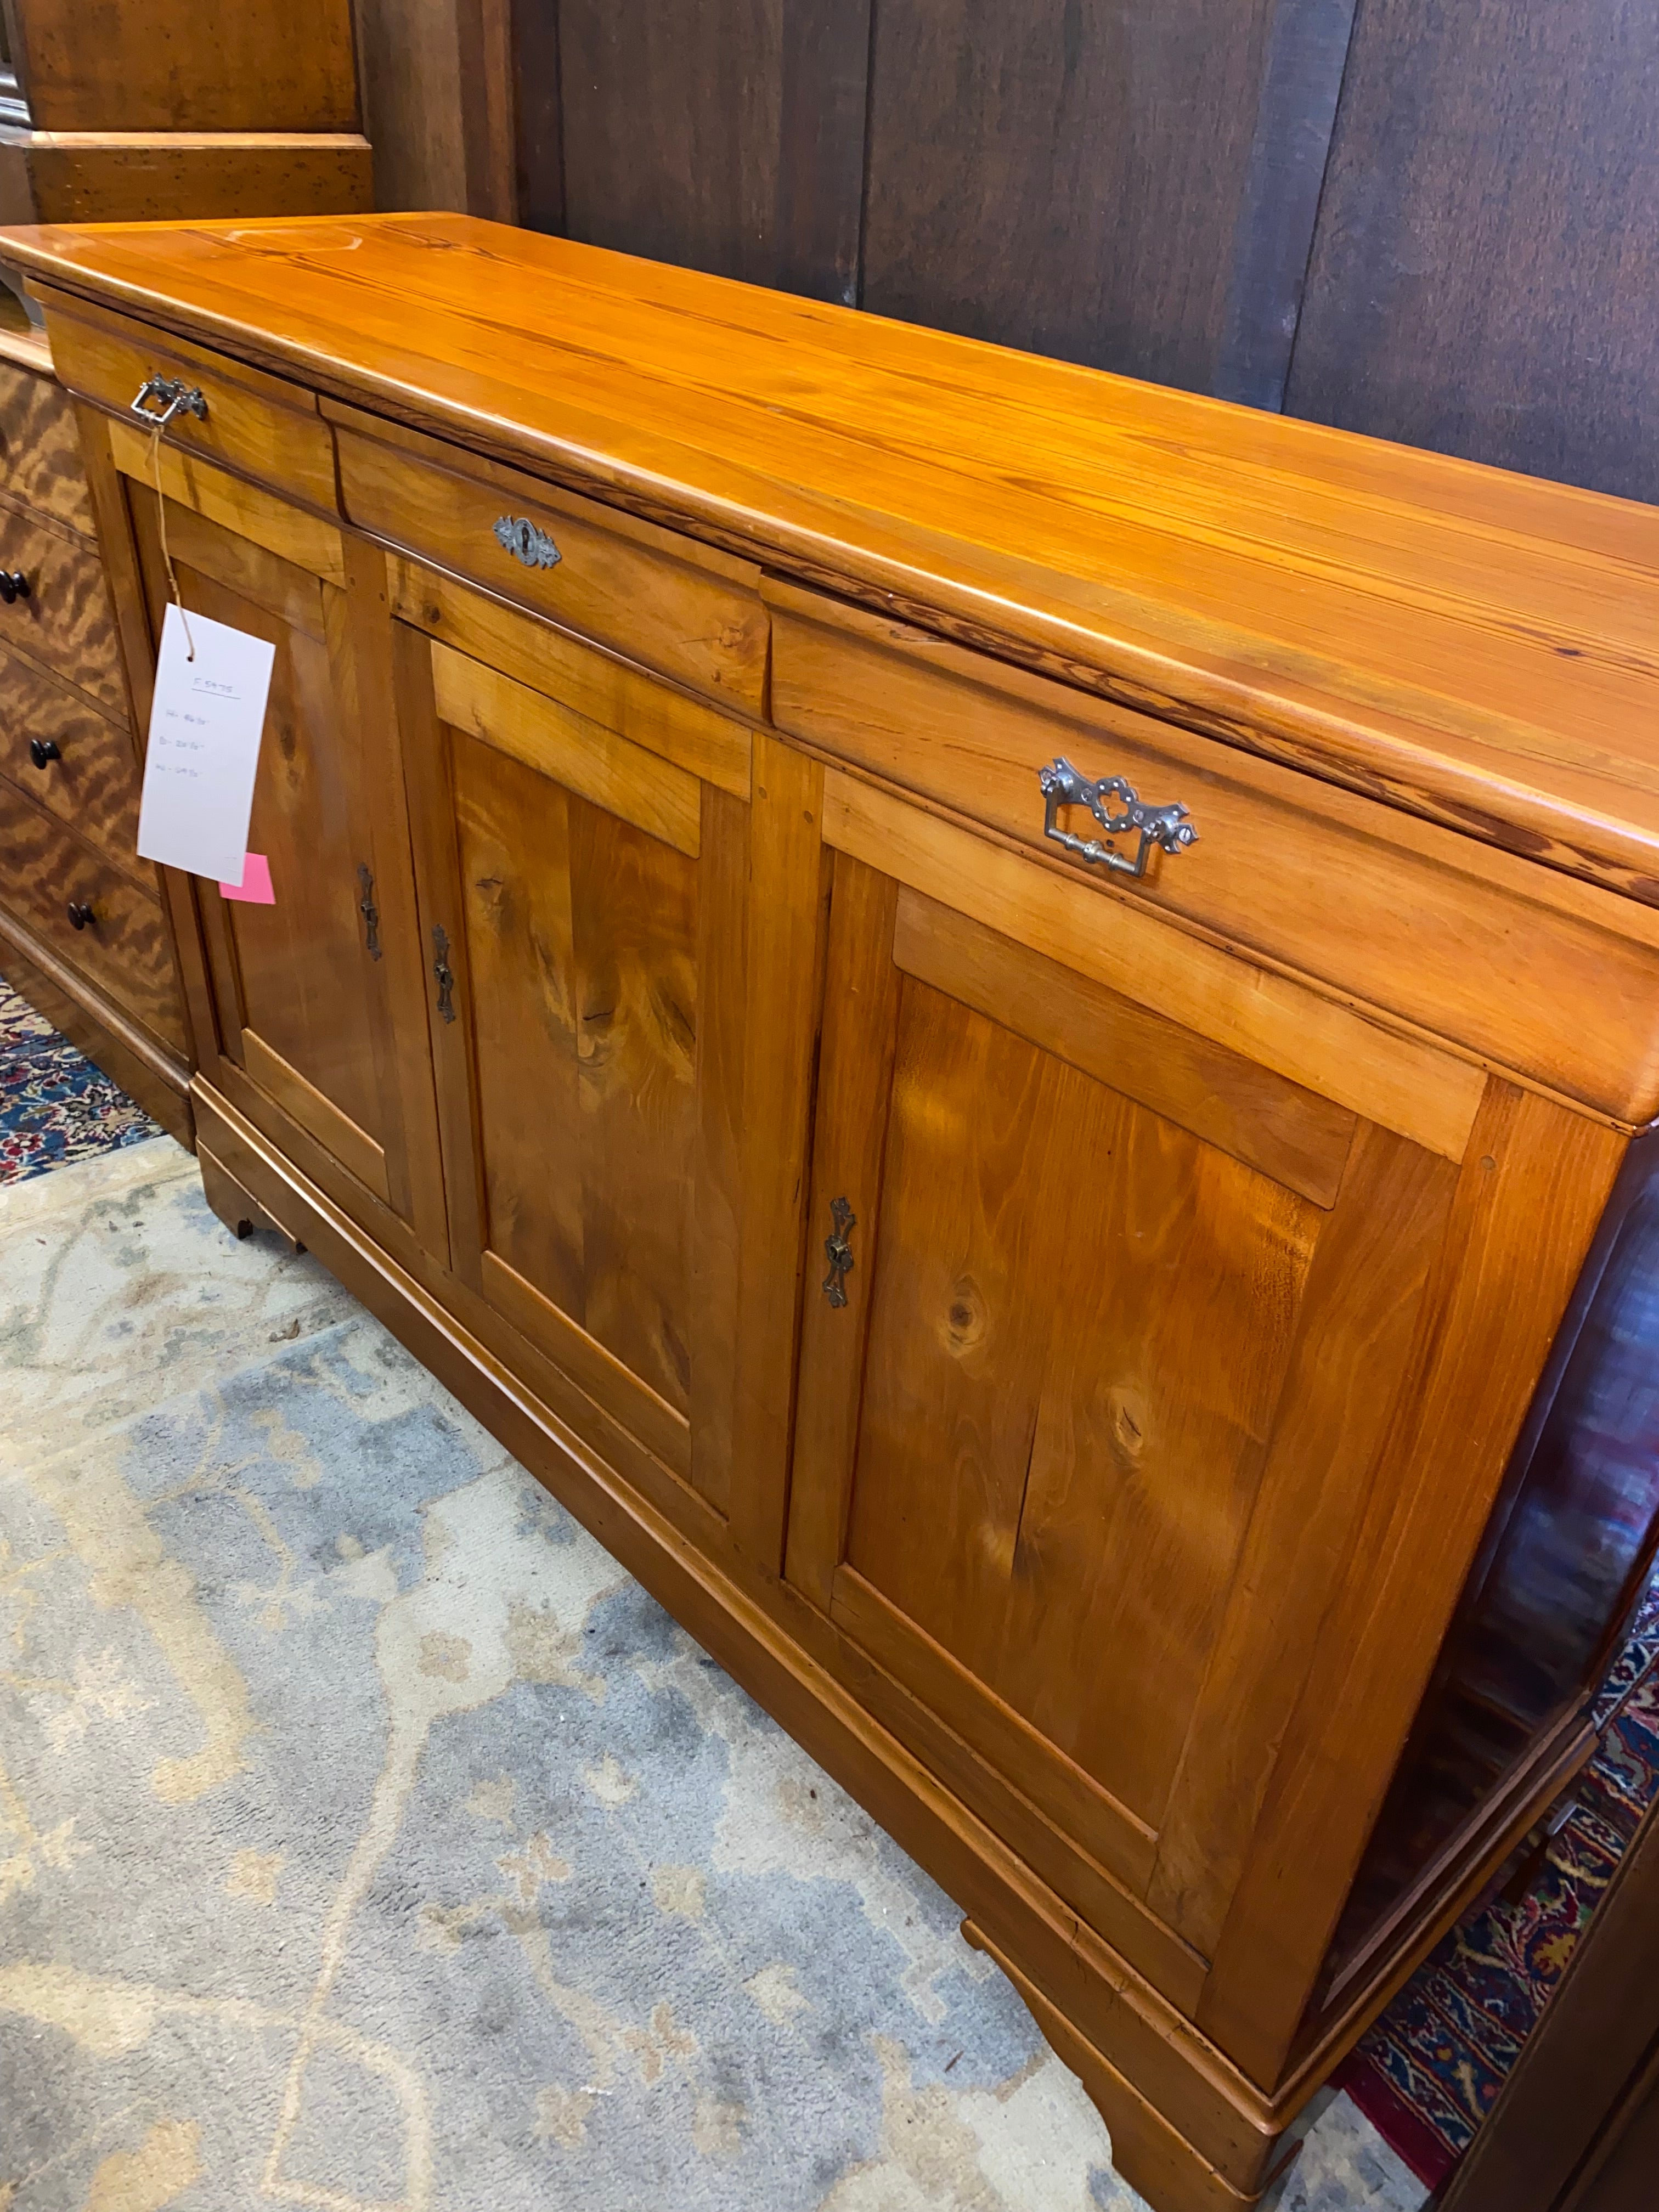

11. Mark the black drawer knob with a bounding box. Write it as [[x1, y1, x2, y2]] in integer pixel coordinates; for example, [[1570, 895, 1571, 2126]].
[[29, 737, 61, 770], [0, 571, 32, 605], [66, 899, 95, 931]]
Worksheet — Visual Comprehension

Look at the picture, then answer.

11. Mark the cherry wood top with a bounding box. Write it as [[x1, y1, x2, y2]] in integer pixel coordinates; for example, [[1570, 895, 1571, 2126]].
[[3, 211, 1657, 900]]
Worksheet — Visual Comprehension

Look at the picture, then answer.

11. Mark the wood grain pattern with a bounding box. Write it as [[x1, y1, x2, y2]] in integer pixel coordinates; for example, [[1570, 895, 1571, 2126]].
[[729, 730, 828, 1570], [0, 354, 94, 533], [784, 853, 903, 1611], [1199, 1082, 1627, 2085], [50, 296, 337, 516], [12, 140, 375, 227], [0, 496, 124, 709], [0, 774, 184, 1048], [0, 643, 139, 861], [390, 557, 753, 799], [108, 419, 343, 584], [774, 584, 1659, 1124], [552, 0, 873, 305], [840, 971, 1318, 1831], [449, 722, 700, 1422], [824, 768, 1486, 1161], [339, 421, 769, 712], [431, 639, 703, 858], [861, 0, 1344, 405], [689, 781, 748, 1517], [0, 905, 193, 1143], [241, 1026, 390, 1203], [1147, 1125, 1458, 1954], [1287, 0, 1659, 504], [894, 890, 1358, 1209], [7, 0, 360, 135], [11, 216, 1659, 901]]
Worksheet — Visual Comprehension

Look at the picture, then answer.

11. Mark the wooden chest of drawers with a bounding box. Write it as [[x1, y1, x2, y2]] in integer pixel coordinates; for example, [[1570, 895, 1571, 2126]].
[[0, 320, 191, 1138], [8, 212, 1659, 2211]]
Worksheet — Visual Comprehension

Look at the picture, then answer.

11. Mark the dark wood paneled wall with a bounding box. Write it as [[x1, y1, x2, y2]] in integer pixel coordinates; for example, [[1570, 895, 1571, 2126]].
[[470, 0, 1654, 499]]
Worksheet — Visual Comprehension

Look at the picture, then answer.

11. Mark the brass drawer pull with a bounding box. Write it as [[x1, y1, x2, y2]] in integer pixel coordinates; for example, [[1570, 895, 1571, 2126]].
[[66, 899, 95, 931], [1039, 757, 1197, 878], [0, 570, 31, 604], [822, 1196, 856, 1307], [493, 514, 562, 571], [28, 738, 60, 769], [130, 376, 208, 430]]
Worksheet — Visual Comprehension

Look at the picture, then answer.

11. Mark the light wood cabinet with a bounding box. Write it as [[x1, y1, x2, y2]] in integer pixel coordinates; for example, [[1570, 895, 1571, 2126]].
[[14, 212, 1659, 2212]]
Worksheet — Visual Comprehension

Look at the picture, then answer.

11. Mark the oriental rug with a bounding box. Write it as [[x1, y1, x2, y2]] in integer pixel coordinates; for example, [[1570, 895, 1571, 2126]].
[[0, 975, 159, 1186]]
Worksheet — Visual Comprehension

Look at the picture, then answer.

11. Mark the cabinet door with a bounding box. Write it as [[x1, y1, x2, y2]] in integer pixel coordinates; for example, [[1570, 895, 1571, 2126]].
[[394, 613, 753, 1524], [785, 840, 1468, 1961], [127, 481, 444, 1252]]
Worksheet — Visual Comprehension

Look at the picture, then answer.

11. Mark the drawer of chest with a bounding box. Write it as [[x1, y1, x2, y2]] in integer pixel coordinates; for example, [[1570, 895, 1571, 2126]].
[[0, 644, 140, 861], [768, 580, 1659, 1125], [40, 292, 337, 517], [334, 414, 768, 714], [0, 503, 125, 712], [0, 359, 95, 535], [0, 780, 185, 1052]]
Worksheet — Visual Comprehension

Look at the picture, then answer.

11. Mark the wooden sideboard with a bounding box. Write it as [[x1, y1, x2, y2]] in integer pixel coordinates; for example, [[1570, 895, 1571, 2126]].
[[0, 312, 191, 1136], [5, 212, 1659, 2212]]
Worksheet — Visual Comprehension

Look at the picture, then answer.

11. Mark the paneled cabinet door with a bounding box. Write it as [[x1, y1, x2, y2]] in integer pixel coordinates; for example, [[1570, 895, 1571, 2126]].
[[392, 614, 753, 1528], [783, 845, 1469, 1978], [127, 481, 444, 1255]]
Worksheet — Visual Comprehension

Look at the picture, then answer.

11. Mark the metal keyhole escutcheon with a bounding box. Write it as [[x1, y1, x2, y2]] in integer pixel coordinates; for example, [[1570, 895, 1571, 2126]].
[[432, 924, 456, 1022], [822, 1197, 856, 1307], [357, 863, 382, 960]]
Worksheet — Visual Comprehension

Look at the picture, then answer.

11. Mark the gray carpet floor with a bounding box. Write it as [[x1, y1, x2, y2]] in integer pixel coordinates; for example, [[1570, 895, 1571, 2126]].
[[0, 1136, 1426, 2211]]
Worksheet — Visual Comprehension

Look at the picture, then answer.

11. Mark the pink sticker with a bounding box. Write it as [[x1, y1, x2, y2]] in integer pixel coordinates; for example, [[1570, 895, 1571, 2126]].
[[220, 851, 275, 904]]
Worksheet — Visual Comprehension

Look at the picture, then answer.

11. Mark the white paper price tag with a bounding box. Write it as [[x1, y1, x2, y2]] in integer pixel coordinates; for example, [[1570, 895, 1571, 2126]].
[[137, 604, 275, 886]]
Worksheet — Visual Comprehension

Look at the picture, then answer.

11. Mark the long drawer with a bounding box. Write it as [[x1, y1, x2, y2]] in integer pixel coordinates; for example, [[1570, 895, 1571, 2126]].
[[0, 779, 185, 1053], [0, 359, 96, 536], [0, 644, 141, 861], [0, 500, 126, 713], [335, 409, 769, 714], [768, 580, 1659, 1125]]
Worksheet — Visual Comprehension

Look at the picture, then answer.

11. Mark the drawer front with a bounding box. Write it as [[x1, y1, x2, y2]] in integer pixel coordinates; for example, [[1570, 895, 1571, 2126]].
[[0, 644, 140, 861], [42, 295, 337, 516], [338, 424, 768, 713], [0, 503, 126, 712], [0, 359, 95, 535], [0, 780, 185, 1051], [770, 585, 1659, 1124]]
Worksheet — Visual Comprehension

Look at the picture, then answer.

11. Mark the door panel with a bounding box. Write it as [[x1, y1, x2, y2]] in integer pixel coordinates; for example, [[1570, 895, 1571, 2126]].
[[454, 727, 699, 1423], [126, 482, 441, 1243], [399, 617, 748, 1520], [789, 847, 1456, 1934]]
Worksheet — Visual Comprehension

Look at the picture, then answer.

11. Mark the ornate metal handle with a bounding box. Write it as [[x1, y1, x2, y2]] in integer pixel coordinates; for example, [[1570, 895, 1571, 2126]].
[[29, 738, 60, 769], [494, 515, 561, 571], [0, 570, 31, 604], [821, 1197, 856, 1307], [1039, 758, 1196, 878], [66, 899, 95, 931], [357, 863, 382, 961], [129, 376, 208, 430], [431, 924, 456, 1023]]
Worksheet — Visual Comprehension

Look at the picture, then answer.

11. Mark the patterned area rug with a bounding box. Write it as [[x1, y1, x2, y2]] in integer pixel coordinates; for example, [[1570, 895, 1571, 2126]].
[[0, 975, 159, 1185], [1339, 1580, 1659, 2188], [0, 1138, 1421, 2212]]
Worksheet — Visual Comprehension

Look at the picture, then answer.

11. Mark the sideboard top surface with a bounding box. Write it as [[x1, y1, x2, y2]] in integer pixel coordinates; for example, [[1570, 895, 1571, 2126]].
[[3, 210, 1657, 901]]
